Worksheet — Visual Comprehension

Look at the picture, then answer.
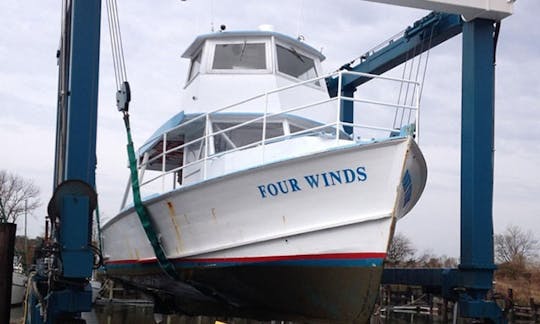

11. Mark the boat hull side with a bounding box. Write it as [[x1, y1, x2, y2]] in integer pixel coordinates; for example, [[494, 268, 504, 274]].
[[102, 137, 427, 322]]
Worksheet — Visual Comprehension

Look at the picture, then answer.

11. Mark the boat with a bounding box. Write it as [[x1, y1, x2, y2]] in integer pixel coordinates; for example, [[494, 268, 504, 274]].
[[11, 257, 27, 305], [101, 29, 427, 323]]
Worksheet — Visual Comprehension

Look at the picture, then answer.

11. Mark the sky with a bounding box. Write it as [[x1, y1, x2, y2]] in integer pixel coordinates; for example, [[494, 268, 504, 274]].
[[0, 0, 538, 258]]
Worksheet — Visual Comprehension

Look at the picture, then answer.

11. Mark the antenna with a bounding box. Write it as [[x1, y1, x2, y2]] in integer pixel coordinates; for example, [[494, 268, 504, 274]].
[[210, 0, 215, 32], [296, 0, 305, 39]]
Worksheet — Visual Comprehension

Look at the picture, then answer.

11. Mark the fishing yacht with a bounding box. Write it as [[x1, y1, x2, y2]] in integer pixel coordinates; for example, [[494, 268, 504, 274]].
[[102, 29, 427, 323]]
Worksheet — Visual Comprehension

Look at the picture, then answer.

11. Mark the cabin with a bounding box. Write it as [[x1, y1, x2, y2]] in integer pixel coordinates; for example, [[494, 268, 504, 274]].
[[118, 29, 419, 208], [128, 30, 343, 198], [180, 30, 332, 119]]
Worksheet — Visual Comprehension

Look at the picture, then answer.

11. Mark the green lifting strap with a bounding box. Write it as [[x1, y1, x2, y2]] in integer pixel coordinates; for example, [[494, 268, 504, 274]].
[[122, 112, 179, 280]]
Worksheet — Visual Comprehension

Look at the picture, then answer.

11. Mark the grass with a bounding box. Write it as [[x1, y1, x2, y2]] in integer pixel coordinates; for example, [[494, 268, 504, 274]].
[[494, 262, 540, 305]]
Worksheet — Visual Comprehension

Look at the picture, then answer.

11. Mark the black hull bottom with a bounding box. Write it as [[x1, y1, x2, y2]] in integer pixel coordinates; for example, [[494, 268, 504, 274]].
[[106, 264, 383, 323]]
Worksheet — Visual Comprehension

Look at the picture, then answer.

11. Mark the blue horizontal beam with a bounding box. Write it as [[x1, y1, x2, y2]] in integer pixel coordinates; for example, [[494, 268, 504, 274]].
[[326, 12, 462, 96], [382, 267, 493, 301], [382, 268, 456, 295]]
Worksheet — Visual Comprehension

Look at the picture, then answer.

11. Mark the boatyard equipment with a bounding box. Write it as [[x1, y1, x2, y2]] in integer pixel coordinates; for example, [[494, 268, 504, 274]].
[[355, 1, 512, 323], [27, 0, 515, 322], [25, 0, 101, 322]]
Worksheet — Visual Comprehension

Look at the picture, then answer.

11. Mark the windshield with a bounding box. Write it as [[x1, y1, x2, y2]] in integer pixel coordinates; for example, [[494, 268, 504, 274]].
[[212, 42, 266, 70], [276, 45, 318, 84]]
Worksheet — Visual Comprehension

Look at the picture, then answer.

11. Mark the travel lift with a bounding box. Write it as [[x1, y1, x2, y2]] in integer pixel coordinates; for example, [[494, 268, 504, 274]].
[[27, 0, 514, 322], [327, 1, 514, 323]]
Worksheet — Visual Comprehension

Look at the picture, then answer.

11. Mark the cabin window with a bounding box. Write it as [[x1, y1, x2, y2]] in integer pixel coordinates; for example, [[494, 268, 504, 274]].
[[188, 50, 202, 81], [212, 43, 266, 70], [276, 45, 319, 85], [213, 122, 283, 153], [289, 123, 305, 134]]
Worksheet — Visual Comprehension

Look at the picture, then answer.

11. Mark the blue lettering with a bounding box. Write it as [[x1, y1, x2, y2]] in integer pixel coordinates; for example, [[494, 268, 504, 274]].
[[277, 180, 289, 194], [257, 185, 267, 198], [321, 173, 331, 187], [304, 174, 320, 188], [267, 183, 278, 196], [259, 166, 368, 198], [356, 167, 367, 181], [402, 170, 412, 207], [288, 178, 301, 192], [329, 171, 342, 185], [343, 169, 356, 183]]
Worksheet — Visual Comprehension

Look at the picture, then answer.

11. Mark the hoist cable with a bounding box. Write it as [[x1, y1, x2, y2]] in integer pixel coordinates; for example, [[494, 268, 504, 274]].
[[406, 35, 426, 124], [111, 0, 128, 82], [412, 53, 423, 106], [394, 51, 409, 129], [105, 0, 128, 89], [105, 0, 120, 89], [104, 0, 178, 280], [401, 44, 418, 127], [418, 24, 436, 105]]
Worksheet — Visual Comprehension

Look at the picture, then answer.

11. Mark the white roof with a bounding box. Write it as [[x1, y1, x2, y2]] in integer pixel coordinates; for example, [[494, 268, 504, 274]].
[[181, 31, 326, 61]]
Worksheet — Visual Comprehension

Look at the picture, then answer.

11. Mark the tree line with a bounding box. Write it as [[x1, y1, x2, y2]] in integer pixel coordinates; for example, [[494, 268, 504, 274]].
[[388, 226, 539, 269]]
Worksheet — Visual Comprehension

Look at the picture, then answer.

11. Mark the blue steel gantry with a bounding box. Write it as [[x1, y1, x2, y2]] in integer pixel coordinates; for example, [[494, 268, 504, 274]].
[[27, 0, 101, 323], [29, 0, 509, 322], [325, 11, 504, 324]]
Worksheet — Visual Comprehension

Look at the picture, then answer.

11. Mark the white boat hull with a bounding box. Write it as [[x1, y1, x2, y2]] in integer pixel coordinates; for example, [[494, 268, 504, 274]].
[[102, 136, 427, 322]]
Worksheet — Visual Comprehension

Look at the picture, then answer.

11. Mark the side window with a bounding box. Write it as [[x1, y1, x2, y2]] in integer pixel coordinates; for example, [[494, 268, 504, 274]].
[[188, 50, 202, 82], [213, 122, 283, 153], [276, 45, 319, 85], [212, 43, 266, 70]]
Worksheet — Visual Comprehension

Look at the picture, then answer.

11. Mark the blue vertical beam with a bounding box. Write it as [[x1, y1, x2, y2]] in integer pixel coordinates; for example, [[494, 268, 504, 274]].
[[65, 0, 101, 186], [460, 18, 496, 272], [35, 1, 101, 321], [459, 18, 503, 322]]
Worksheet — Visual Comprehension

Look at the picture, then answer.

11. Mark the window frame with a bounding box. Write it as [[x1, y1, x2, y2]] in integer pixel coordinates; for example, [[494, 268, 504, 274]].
[[274, 41, 323, 90], [186, 48, 203, 84], [207, 38, 272, 74]]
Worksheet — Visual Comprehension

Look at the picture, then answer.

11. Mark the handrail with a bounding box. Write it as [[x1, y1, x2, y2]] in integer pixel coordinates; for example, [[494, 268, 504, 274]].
[[125, 70, 421, 199]]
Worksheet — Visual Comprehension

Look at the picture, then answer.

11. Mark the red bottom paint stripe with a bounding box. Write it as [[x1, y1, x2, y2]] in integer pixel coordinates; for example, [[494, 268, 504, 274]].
[[106, 252, 387, 265]]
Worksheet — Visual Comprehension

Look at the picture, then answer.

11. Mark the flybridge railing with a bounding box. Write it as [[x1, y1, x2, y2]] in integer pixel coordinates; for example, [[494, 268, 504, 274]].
[[120, 70, 420, 209]]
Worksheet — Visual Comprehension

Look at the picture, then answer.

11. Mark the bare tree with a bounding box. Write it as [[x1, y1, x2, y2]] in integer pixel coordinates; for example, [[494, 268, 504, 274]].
[[387, 232, 416, 264], [495, 225, 539, 265], [0, 170, 40, 223]]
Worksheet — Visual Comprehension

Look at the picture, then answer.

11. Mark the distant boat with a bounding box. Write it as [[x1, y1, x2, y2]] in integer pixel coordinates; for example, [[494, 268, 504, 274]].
[[101, 30, 427, 323], [11, 258, 26, 305]]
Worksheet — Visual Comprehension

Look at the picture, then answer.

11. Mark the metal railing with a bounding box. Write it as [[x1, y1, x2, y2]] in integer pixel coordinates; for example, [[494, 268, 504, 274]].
[[120, 70, 420, 209]]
